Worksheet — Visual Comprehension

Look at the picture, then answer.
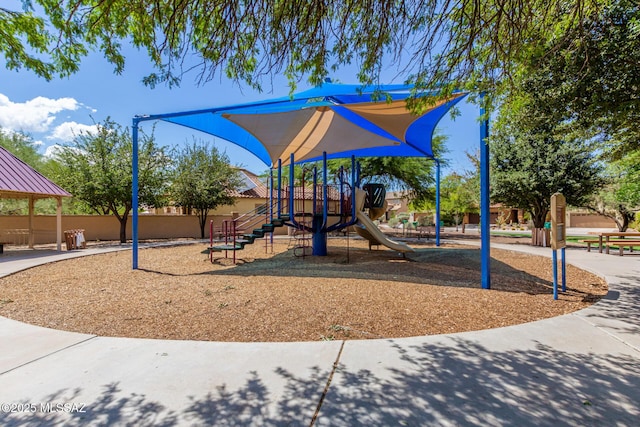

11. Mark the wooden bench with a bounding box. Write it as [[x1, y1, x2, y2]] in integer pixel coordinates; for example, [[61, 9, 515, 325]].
[[582, 238, 640, 255], [580, 239, 602, 252], [587, 231, 640, 254], [607, 240, 640, 256]]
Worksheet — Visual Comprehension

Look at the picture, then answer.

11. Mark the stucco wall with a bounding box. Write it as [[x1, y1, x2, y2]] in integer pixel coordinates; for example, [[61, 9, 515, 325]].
[[1, 213, 289, 244], [567, 212, 617, 228]]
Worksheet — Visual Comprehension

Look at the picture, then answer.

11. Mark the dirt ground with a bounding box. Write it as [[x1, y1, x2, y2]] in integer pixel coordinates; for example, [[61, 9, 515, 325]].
[[0, 235, 607, 342]]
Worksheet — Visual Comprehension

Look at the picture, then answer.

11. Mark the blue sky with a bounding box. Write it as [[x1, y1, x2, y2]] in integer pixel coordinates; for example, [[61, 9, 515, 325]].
[[0, 1, 483, 175]]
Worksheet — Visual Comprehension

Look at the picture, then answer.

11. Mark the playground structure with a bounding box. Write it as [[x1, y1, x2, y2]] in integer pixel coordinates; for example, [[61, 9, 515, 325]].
[[210, 153, 414, 262], [131, 82, 500, 288], [353, 187, 414, 254]]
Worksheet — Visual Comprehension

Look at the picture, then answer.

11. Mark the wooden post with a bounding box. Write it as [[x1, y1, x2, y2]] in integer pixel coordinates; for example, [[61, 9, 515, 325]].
[[56, 197, 62, 251]]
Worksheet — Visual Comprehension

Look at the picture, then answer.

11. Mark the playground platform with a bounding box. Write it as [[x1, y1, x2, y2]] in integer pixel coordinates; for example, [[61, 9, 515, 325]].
[[0, 240, 639, 426]]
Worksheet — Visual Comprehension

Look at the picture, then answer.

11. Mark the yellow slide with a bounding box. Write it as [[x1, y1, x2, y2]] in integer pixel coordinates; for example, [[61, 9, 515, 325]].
[[354, 189, 414, 253]]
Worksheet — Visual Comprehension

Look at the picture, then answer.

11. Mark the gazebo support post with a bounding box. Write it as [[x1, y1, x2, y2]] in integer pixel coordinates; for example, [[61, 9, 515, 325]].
[[56, 197, 62, 251], [28, 195, 34, 249]]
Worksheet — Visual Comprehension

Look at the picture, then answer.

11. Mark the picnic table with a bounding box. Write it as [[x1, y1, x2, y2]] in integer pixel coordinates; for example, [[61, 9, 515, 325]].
[[584, 231, 640, 255]]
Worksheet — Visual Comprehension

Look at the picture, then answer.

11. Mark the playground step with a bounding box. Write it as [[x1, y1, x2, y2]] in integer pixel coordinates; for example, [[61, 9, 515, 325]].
[[262, 224, 275, 232], [241, 234, 257, 243], [271, 218, 285, 227], [210, 244, 243, 252], [279, 214, 291, 221], [234, 239, 253, 247], [252, 229, 266, 238]]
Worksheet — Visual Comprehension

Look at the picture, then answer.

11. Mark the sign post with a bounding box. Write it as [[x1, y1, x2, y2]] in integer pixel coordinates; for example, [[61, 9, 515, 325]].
[[550, 193, 567, 300]]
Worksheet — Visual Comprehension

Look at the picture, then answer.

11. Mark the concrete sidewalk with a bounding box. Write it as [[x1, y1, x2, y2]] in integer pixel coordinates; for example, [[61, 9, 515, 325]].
[[0, 243, 639, 426]]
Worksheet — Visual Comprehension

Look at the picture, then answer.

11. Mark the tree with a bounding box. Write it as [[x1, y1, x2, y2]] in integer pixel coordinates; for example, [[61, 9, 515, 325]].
[[0, 4, 74, 80], [5, 1, 602, 95], [439, 173, 478, 231], [53, 119, 170, 243], [490, 88, 605, 239], [170, 141, 242, 239], [514, 0, 640, 159], [326, 134, 448, 207], [587, 151, 640, 231], [0, 128, 44, 170]]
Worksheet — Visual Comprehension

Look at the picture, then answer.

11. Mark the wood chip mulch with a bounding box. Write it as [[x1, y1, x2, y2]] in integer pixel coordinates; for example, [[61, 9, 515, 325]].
[[0, 238, 608, 342]]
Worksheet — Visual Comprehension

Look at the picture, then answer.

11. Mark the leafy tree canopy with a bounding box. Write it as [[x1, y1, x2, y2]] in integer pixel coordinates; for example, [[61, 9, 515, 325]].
[[2, 0, 601, 98], [0, 127, 44, 170], [586, 150, 640, 231], [52, 118, 170, 242], [324, 134, 447, 207], [513, 0, 640, 158], [490, 83, 606, 228], [170, 141, 242, 238], [440, 173, 479, 226]]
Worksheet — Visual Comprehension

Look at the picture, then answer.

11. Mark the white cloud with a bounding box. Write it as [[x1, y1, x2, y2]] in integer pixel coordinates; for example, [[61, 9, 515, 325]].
[[47, 121, 99, 142], [44, 144, 64, 158], [0, 93, 81, 133], [44, 144, 86, 159]]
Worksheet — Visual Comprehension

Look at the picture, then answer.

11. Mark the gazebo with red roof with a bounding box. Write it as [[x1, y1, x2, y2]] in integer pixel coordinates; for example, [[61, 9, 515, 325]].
[[0, 146, 71, 251]]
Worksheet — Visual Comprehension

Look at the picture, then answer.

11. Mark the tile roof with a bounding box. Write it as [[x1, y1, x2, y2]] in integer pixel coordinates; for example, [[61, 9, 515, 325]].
[[229, 169, 344, 201], [0, 146, 71, 198], [231, 169, 269, 198]]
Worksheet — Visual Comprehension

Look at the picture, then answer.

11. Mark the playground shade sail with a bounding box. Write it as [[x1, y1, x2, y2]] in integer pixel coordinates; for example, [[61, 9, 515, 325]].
[[158, 82, 467, 166]]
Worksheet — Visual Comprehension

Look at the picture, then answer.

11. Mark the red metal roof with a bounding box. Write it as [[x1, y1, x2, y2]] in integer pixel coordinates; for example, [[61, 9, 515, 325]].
[[0, 146, 71, 198]]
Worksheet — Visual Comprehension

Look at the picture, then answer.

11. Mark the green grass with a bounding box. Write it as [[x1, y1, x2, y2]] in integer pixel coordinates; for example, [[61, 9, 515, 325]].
[[490, 231, 530, 238], [489, 231, 595, 245]]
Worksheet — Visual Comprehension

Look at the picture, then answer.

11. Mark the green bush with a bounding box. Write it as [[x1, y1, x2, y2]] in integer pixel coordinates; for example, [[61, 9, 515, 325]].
[[630, 212, 640, 231]]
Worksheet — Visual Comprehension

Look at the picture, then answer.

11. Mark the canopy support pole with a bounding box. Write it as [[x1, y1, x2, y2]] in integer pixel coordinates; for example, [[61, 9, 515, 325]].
[[132, 118, 140, 269], [480, 95, 491, 289], [288, 153, 296, 228], [435, 159, 441, 246], [277, 159, 282, 217]]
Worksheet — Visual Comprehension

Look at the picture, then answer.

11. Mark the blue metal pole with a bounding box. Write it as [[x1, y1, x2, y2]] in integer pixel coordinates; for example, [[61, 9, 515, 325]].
[[289, 154, 295, 220], [269, 168, 273, 221], [561, 247, 566, 292], [351, 156, 357, 220], [480, 94, 491, 289], [552, 249, 558, 300], [132, 118, 140, 270], [435, 159, 441, 246], [323, 152, 328, 228], [339, 166, 344, 217], [277, 159, 282, 217], [312, 167, 318, 215]]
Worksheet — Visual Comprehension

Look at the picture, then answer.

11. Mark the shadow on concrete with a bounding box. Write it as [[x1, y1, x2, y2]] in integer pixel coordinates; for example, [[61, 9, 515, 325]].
[[2, 337, 638, 426], [0, 365, 327, 426], [581, 274, 640, 336], [318, 338, 640, 426]]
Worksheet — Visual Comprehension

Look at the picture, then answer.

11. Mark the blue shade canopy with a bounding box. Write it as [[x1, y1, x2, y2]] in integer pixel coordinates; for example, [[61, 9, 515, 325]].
[[152, 83, 467, 166]]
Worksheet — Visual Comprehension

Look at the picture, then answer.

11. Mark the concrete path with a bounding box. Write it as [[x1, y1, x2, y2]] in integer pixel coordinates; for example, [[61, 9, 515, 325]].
[[0, 242, 639, 426]]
